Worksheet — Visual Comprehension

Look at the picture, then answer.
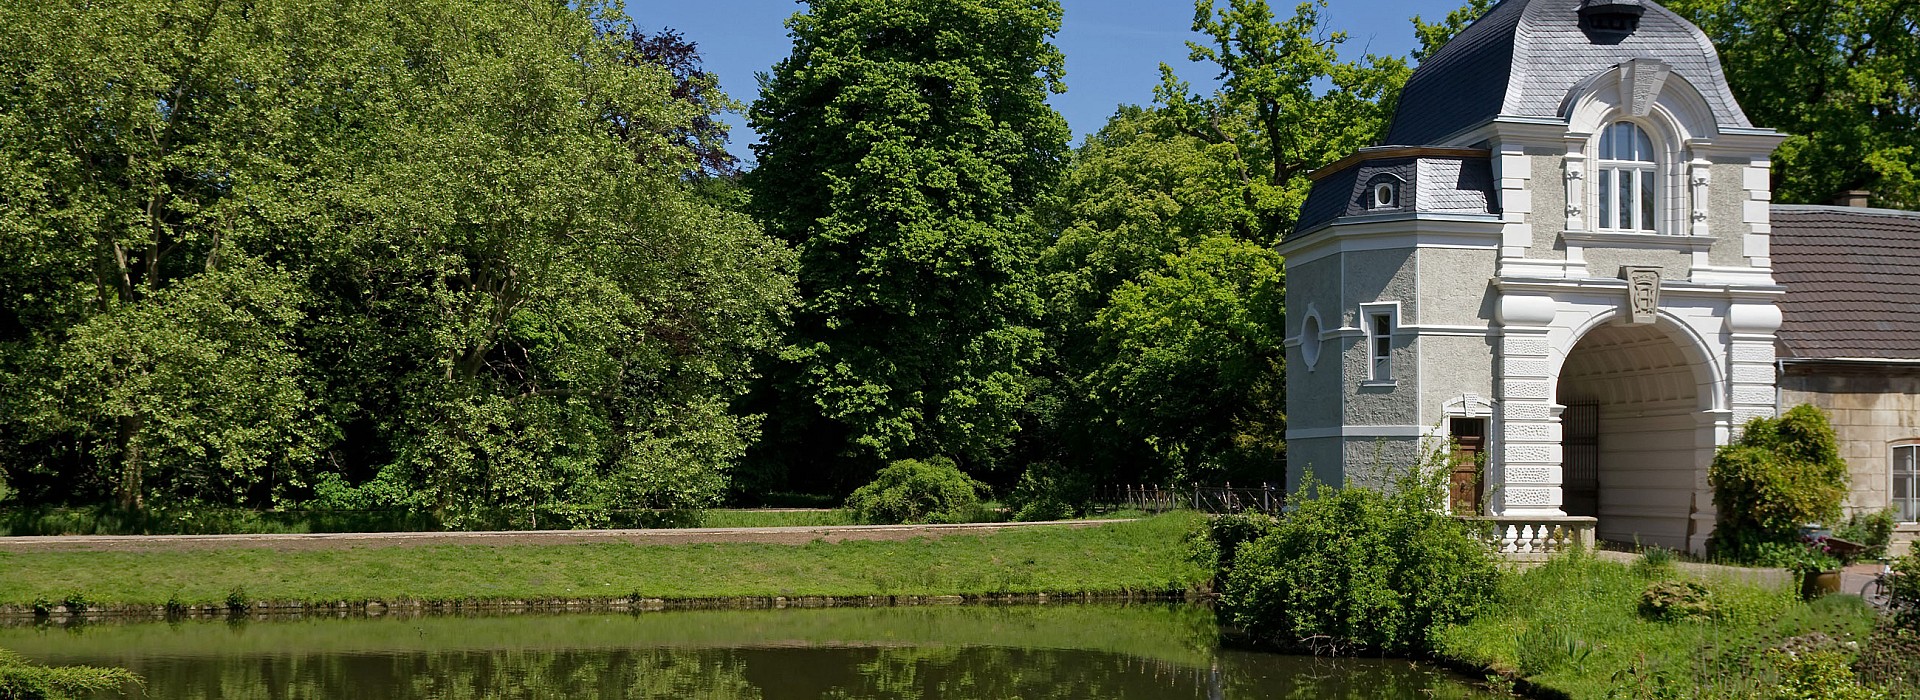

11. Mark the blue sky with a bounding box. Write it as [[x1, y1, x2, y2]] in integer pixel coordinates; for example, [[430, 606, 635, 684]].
[[626, 0, 1469, 157]]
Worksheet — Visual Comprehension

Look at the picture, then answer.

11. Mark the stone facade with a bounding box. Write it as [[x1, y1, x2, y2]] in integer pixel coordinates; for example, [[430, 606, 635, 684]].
[[1780, 366, 1920, 553]]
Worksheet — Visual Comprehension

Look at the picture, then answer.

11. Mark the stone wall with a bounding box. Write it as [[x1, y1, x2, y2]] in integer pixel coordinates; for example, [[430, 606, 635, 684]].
[[1779, 366, 1920, 553]]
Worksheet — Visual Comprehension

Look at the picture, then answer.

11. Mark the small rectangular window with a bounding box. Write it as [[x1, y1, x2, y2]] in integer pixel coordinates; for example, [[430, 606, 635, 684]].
[[1895, 444, 1919, 522], [1369, 312, 1394, 381]]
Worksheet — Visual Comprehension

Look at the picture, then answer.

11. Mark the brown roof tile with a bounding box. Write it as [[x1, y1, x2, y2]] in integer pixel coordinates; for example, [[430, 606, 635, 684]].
[[1771, 205, 1920, 360]]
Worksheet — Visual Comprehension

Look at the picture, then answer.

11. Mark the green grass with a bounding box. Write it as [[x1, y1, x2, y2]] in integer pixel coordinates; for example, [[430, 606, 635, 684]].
[[0, 513, 1208, 608], [693, 509, 856, 528], [1436, 553, 1880, 699]]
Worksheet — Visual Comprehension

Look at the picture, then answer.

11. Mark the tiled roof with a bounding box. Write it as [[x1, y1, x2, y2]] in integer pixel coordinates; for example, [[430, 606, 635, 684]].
[[1772, 205, 1920, 361], [1384, 0, 1751, 147]]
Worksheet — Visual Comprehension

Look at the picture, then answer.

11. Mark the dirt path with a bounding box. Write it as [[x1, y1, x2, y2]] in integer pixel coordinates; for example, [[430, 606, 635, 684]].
[[0, 519, 1135, 554]]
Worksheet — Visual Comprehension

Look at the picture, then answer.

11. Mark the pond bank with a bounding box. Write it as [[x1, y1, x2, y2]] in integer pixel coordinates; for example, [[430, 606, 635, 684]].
[[0, 513, 1211, 618]]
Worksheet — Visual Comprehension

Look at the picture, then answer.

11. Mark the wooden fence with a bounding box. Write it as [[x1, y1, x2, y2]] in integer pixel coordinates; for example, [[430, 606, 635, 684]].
[[1090, 483, 1284, 515]]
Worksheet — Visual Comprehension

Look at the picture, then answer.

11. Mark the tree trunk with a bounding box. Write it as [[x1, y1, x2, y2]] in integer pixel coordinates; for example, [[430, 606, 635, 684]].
[[116, 414, 145, 511]]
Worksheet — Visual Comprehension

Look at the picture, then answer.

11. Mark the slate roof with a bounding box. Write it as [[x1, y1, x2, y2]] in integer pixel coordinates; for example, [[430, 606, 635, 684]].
[[1771, 205, 1920, 361], [1290, 149, 1498, 238], [1384, 0, 1751, 146]]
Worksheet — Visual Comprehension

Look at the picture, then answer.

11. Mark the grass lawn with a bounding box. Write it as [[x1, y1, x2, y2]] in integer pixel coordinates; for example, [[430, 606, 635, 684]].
[[0, 513, 1208, 609], [693, 509, 856, 528], [1437, 553, 1881, 698]]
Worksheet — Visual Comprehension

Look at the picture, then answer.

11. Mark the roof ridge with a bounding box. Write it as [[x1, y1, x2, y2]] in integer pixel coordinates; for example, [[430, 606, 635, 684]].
[[1772, 203, 1920, 220]]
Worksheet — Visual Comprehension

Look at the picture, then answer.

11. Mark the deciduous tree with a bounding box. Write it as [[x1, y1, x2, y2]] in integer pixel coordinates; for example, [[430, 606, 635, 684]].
[[1667, 0, 1920, 209], [746, 0, 1070, 484]]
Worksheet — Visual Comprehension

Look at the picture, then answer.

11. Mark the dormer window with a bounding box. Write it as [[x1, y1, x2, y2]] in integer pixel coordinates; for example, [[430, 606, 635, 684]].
[[1579, 0, 1645, 35], [1373, 182, 1398, 209], [1596, 121, 1658, 232]]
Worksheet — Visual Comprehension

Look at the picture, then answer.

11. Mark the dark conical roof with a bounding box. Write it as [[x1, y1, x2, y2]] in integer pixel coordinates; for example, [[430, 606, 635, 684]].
[[1383, 0, 1750, 146]]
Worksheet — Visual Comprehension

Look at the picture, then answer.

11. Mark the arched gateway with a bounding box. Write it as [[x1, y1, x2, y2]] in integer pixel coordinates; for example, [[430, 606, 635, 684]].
[[1277, 0, 1786, 554]]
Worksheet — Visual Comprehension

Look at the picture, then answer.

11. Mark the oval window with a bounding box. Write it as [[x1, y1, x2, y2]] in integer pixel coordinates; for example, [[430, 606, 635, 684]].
[[1373, 182, 1397, 209], [1301, 314, 1323, 368]]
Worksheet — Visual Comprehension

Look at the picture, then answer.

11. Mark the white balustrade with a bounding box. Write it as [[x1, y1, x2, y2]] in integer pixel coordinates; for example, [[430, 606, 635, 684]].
[[1456, 516, 1597, 559]]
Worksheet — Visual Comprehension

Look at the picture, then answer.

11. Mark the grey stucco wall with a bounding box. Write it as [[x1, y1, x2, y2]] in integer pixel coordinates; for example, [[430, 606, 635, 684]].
[[1707, 162, 1750, 268], [1340, 248, 1416, 327], [1286, 339, 1344, 435], [1343, 437, 1427, 490], [1416, 335, 1499, 428], [1287, 437, 1343, 495], [1341, 248, 1420, 427], [1584, 247, 1693, 279], [1530, 154, 1570, 258], [1413, 248, 1498, 327], [1290, 257, 1341, 332]]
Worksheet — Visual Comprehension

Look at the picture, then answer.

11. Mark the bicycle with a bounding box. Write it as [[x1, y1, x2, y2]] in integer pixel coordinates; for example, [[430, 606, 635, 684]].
[[1862, 564, 1901, 611]]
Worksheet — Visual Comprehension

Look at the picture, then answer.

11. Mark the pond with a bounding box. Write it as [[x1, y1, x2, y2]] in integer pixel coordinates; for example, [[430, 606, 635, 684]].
[[0, 604, 1498, 699]]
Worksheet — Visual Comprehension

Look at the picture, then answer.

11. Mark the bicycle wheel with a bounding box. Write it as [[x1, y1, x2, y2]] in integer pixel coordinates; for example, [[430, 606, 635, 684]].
[[1863, 576, 1891, 609]]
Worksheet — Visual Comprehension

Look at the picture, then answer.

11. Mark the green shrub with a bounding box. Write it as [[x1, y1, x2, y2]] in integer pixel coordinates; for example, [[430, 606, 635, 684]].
[[1188, 511, 1280, 582], [1005, 462, 1091, 522], [0, 648, 140, 700], [1767, 650, 1884, 700], [1889, 553, 1920, 629], [1639, 580, 1715, 622], [1219, 463, 1498, 655], [843, 458, 985, 525], [1836, 509, 1898, 560], [1708, 405, 1850, 563]]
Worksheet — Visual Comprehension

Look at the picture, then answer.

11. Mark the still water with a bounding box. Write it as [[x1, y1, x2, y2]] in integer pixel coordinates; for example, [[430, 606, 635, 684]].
[[0, 604, 1497, 699]]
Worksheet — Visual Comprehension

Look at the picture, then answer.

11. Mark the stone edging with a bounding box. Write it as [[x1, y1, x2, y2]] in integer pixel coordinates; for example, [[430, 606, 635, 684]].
[[0, 589, 1210, 624]]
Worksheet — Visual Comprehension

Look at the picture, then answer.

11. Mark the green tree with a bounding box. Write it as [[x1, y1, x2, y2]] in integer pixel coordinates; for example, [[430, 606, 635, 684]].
[[745, 0, 1071, 484], [1667, 0, 1920, 209], [1166, 0, 1410, 242], [1411, 0, 1496, 62], [0, 0, 793, 522], [1030, 0, 1405, 487], [1088, 236, 1287, 482]]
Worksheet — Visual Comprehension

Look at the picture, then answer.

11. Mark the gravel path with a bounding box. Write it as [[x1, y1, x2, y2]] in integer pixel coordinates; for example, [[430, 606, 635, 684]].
[[0, 519, 1134, 553]]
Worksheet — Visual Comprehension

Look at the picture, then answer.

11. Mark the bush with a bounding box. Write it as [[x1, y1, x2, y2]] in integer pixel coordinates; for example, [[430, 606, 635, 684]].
[[1888, 553, 1920, 629], [1005, 462, 1091, 522], [1218, 461, 1498, 655], [843, 458, 985, 525], [1188, 511, 1280, 580], [1639, 580, 1716, 622], [1708, 405, 1850, 563], [1766, 650, 1883, 700], [1836, 509, 1898, 560]]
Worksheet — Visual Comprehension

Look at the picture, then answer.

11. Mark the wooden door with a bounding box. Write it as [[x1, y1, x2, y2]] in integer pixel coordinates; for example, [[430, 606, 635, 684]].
[[1449, 418, 1486, 515]]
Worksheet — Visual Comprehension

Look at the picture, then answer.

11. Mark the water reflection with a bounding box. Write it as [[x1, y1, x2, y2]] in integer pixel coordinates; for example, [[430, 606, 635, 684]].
[[0, 606, 1494, 699]]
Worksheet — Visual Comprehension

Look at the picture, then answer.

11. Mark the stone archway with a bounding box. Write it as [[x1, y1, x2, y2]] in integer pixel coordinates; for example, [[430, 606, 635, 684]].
[[1555, 320, 1718, 551]]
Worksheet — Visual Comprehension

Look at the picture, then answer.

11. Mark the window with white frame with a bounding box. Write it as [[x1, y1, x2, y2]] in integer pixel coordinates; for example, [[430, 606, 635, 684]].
[[1895, 442, 1919, 522], [1596, 121, 1659, 233], [1364, 307, 1395, 382]]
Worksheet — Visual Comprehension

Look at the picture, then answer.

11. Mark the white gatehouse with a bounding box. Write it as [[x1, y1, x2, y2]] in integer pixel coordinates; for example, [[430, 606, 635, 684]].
[[1278, 0, 1786, 554]]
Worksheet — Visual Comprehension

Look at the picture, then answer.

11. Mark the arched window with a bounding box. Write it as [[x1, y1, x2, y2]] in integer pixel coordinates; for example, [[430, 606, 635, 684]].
[[1596, 121, 1658, 232]]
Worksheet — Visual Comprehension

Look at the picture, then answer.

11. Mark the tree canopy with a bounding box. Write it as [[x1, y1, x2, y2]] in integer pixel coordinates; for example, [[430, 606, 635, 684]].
[[745, 0, 1071, 486], [1667, 0, 1920, 209], [0, 0, 793, 524]]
